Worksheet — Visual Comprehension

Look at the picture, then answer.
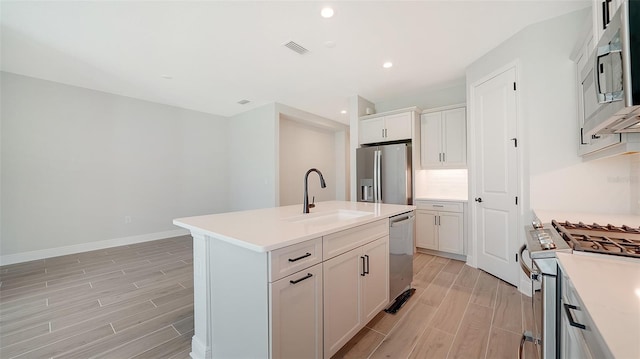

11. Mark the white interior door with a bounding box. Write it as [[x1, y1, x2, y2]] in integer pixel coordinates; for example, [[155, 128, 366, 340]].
[[473, 66, 519, 286]]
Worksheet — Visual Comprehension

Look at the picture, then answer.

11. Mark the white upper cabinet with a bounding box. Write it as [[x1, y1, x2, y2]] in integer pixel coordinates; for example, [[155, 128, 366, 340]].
[[359, 111, 413, 145], [592, 0, 624, 44], [420, 107, 467, 168]]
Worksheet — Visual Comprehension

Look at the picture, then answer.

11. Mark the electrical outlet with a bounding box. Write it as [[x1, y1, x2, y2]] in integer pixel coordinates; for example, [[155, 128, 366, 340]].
[[124, 216, 132, 224]]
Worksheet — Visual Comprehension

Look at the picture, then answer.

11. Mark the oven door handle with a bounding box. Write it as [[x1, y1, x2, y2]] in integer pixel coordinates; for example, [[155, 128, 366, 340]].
[[519, 244, 536, 279], [518, 331, 537, 359]]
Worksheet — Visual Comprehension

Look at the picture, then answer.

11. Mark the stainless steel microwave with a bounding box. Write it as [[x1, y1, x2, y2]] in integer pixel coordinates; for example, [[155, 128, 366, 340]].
[[582, 1, 640, 136]]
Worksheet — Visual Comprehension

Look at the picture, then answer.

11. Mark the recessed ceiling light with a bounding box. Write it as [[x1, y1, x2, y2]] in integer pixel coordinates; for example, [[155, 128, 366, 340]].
[[340, 110, 347, 114], [321, 7, 334, 18], [383, 62, 393, 69]]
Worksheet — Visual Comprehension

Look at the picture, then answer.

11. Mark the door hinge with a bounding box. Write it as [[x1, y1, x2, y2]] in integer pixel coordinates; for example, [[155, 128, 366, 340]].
[[513, 82, 517, 91], [516, 253, 519, 262], [511, 138, 518, 147], [515, 196, 518, 205]]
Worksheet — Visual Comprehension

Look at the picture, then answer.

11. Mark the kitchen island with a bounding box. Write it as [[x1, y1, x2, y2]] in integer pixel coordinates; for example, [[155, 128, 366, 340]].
[[173, 201, 415, 359]]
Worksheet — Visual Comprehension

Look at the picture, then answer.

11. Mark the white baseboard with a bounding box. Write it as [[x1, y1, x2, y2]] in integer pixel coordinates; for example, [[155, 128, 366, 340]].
[[0, 229, 190, 266]]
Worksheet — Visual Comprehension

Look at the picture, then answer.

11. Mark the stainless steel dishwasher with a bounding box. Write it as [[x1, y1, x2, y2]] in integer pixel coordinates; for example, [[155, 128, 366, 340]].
[[386, 211, 415, 313]]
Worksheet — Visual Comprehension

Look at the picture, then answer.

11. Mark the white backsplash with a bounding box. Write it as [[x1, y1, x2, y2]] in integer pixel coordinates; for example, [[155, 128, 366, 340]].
[[531, 153, 640, 215], [415, 169, 468, 200]]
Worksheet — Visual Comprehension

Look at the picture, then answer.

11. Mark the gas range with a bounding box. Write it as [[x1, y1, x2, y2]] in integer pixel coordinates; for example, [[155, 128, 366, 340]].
[[551, 220, 640, 259]]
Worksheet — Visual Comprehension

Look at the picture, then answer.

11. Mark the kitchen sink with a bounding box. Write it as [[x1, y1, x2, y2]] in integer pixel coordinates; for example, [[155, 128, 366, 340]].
[[283, 209, 372, 226]]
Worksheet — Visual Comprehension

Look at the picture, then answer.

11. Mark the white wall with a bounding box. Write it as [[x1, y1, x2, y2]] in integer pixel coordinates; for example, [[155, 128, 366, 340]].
[[467, 8, 636, 221], [1, 72, 229, 258], [227, 104, 278, 211], [278, 117, 338, 206], [375, 78, 466, 113], [465, 8, 638, 281]]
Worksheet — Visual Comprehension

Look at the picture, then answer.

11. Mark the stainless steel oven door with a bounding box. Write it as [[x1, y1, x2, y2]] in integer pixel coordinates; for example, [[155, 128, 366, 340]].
[[519, 244, 541, 359]]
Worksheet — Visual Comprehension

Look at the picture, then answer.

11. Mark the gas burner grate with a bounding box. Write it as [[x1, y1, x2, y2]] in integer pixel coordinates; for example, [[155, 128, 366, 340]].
[[552, 220, 640, 258]]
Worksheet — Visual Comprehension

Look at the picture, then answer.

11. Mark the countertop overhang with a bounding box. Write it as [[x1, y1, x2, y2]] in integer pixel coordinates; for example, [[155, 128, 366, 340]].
[[173, 201, 415, 252]]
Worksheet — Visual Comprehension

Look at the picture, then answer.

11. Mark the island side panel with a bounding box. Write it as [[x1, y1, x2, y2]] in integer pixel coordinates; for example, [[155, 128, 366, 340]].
[[191, 232, 213, 359], [210, 234, 269, 358], [190, 231, 270, 359]]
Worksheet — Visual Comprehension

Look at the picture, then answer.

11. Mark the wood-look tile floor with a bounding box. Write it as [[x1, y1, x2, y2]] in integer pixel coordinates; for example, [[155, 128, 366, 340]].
[[334, 252, 537, 359], [1, 237, 535, 359], [0, 236, 194, 359]]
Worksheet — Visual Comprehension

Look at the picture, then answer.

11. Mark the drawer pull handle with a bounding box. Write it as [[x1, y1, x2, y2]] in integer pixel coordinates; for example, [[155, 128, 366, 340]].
[[563, 303, 586, 330], [288, 252, 312, 262], [432, 205, 444, 207], [364, 254, 370, 274], [290, 273, 313, 284]]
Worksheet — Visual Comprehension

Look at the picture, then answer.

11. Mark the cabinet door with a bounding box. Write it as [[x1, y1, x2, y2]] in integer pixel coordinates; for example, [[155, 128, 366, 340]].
[[384, 112, 412, 141], [416, 210, 438, 250], [420, 112, 442, 168], [360, 237, 389, 323], [323, 248, 362, 358], [359, 117, 385, 145], [438, 212, 464, 255], [270, 264, 323, 359], [561, 298, 594, 359], [442, 108, 467, 168]]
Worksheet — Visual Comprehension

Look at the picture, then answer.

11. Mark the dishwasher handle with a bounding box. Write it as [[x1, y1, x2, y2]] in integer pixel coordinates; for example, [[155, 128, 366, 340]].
[[390, 214, 415, 227]]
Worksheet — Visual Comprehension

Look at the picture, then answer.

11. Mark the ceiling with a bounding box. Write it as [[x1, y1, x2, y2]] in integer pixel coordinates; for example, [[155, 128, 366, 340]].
[[1, 1, 590, 125]]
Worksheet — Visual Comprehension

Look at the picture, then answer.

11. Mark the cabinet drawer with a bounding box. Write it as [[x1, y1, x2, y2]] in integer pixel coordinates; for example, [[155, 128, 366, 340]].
[[323, 219, 388, 260], [416, 201, 463, 213], [563, 277, 613, 359], [269, 237, 322, 282]]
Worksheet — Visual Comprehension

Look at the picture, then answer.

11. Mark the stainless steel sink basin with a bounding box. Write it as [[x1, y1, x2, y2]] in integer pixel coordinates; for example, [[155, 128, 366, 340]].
[[283, 209, 372, 226]]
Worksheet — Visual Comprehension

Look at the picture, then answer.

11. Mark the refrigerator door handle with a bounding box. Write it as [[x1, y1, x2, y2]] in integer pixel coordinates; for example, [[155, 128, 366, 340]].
[[376, 150, 382, 202], [373, 149, 378, 202]]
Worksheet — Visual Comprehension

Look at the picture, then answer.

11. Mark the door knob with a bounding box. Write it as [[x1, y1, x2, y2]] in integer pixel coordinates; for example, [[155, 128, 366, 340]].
[[475, 197, 483, 203]]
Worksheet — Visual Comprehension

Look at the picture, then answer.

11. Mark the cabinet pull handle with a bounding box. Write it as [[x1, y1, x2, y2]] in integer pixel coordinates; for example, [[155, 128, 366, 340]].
[[563, 303, 587, 330], [361, 256, 366, 276], [289, 273, 313, 284], [432, 204, 444, 207], [602, 0, 610, 30], [382, 128, 385, 138], [442, 152, 445, 162], [288, 252, 311, 262], [364, 254, 370, 275]]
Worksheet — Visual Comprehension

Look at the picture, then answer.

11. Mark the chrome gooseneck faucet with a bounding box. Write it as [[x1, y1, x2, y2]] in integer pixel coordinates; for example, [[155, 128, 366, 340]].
[[303, 168, 327, 213]]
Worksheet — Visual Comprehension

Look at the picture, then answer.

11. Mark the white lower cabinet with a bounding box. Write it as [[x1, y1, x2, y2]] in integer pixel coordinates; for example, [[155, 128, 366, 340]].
[[415, 201, 464, 255], [270, 263, 323, 359], [191, 218, 392, 359], [560, 270, 612, 359], [323, 236, 389, 359]]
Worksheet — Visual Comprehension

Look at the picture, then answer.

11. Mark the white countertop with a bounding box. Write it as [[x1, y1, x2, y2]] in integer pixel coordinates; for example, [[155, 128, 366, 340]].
[[173, 201, 415, 252], [556, 252, 640, 359], [534, 209, 640, 227]]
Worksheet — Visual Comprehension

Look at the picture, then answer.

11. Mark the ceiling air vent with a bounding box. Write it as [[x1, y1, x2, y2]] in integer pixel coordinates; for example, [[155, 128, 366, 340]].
[[283, 41, 309, 55], [237, 99, 251, 105]]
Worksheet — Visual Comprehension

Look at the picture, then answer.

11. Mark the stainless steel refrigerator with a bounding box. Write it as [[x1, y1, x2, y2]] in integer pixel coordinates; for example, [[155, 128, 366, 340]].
[[358, 143, 414, 308], [356, 143, 412, 205]]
